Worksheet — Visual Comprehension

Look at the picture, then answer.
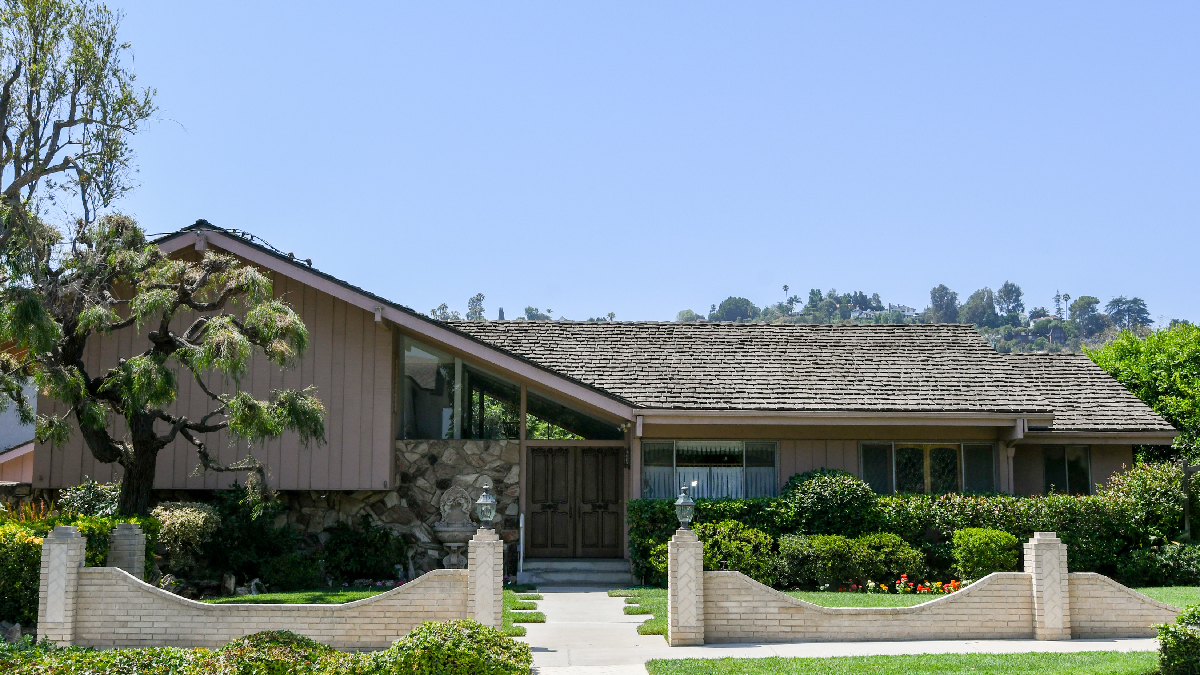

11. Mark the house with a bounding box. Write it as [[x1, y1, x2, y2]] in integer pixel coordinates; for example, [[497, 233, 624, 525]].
[[22, 223, 1178, 580]]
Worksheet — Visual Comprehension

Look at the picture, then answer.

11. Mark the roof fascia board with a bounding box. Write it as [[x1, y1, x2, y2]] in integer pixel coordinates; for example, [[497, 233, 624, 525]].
[[640, 411, 1055, 427], [1021, 431, 1179, 444], [157, 230, 637, 421]]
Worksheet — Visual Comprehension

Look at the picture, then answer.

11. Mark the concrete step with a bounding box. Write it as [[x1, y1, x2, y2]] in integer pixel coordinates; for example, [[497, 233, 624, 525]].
[[517, 558, 636, 587]]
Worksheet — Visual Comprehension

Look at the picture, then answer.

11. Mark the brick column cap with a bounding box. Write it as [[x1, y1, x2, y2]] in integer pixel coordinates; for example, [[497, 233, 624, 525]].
[[47, 526, 82, 539], [672, 528, 699, 543]]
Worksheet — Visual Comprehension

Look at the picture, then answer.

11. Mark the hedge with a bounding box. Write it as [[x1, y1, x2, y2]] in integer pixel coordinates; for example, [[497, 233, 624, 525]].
[[0, 624, 531, 675], [1158, 605, 1200, 675], [629, 462, 1186, 586]]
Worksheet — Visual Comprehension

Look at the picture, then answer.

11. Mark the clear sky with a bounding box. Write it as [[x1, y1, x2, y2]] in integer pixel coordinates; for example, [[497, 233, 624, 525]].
[[112, 2, 1199, 324]]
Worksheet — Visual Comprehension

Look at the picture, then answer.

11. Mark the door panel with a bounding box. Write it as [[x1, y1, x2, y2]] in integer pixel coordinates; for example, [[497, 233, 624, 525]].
[[526, 446, 625, 558], [528, 448, 573, 557], [578, 447, 624, 558]]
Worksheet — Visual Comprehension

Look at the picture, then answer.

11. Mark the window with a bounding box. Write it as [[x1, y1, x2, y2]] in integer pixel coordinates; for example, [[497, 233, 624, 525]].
[[1043, 445, 1091, 495], [401, 337, 457, 439], [640, 440, 778, 499], [860, 442, 997, 495]]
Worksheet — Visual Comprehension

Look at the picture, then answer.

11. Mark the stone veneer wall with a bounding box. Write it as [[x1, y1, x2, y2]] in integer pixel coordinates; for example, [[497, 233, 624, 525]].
[[703, 571, 1036, 643], [1068, 572, 1181, 638]]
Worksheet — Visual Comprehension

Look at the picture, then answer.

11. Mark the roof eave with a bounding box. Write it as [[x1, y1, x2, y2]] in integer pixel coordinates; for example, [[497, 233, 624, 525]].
[[635, 409, 1055, 427], [1020, 430, 1179, 445]]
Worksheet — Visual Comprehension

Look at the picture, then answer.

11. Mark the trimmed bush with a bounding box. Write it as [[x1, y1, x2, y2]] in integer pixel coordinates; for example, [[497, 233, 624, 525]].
[[204, 485, 306, 585], [786, 472, 876, 536], [1117, 543, 1200, 588], [58, 479, 120, 517], [0, 524, 41, 625], [780, 468, 854, 499], [792, 533, 925, 587], [323, 514, 407, 583], [207, 630, 336, 675], [693, 520, 778, 586], [152, 502, 221, 573], [856, 532, 926, 583], [952, 528, 1019, 580], [260, 552, 325, 591], [374, 620, 532, 675], [1158, 605, 1200, 675], [777, 534, 814, 588], [805, 534, 859, 586]]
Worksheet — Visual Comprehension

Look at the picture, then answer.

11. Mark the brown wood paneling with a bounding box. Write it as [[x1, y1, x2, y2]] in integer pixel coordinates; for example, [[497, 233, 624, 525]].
[[578, 447, 623, 557], [340, 305, 364, 490], [310, 289, 334, 489], [371, 321, 392, 489], [528, 447, 573, 557]]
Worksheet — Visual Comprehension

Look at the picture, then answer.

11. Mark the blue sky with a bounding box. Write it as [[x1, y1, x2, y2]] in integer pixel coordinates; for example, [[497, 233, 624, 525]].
[[113, 2, 1199, 323]]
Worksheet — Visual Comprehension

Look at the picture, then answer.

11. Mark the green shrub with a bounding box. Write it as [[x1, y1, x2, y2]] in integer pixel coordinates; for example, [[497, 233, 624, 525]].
[[1118, 543, 1200, 587], [323, 514, 407, 583], [777, 534, 814, 588], [805, 535, 858, 586], [1158, 605, 1200, 675], [787, 473, 875, 536], [694, 520, 778, 586], [952, 528, 1019, 580], [58, 478, 120, 517], [206, 630, 336, 675], [780, 468, 854, 499], [373, 619, 532, 675], [204, 485, 305, 585], [855, 532, 926, 583], [151, 502, 221, 573], [0, 524, 41, 625], [260, 552, 325, 591]]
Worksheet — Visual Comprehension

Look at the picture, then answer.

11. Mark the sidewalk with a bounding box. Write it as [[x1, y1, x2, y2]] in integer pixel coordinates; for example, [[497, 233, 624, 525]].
[[519, 587, 1159, 675]]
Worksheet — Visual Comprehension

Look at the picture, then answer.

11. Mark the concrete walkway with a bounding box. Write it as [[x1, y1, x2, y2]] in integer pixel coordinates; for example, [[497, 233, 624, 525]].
[[519, 587, 1160, 675]]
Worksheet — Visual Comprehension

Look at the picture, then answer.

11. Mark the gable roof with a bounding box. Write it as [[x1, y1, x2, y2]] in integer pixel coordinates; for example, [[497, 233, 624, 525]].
[[447, 321, 1052, 415], [1005, 352, 1176, 434]]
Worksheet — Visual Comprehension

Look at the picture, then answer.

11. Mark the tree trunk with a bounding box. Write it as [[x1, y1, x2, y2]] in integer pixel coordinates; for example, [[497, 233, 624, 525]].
[[117, 413, 163, 516]]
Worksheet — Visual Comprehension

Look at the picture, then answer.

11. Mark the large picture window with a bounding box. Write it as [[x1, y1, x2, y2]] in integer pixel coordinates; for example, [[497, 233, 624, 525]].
[[1043, 445, 1091, 495], [860, 442, 997, 495], [641, 440, 778, 500], [400, 337, 457, 439]]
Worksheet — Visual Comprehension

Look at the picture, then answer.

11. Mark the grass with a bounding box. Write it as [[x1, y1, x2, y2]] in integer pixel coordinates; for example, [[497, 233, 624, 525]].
[[784, 591, 938, 608], [201, 588, 387, 604], [502, 588, 544, 637], [610, 587, 668, 637], [645, 651, 1159, 675], [1135, 585, 1200, 608]]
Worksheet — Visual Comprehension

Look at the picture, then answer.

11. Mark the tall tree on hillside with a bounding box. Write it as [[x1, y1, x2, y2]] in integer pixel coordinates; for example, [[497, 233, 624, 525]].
[[465, 293, 485, 320], [710, 296, 760, 322], [996, 281, 1025, 316], [928, 285, 960, 323], [1105, 296, 1151, 330], [960, 288, 1001, 328], [1069, 296, 1110, 338]]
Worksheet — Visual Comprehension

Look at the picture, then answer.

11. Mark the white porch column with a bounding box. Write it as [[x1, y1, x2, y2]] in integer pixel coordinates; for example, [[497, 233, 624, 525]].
[[668, 528, 704, 646], [467, 528, 503, 627], [37, 526, 86, 646], [1025, 531, 1071, 640]]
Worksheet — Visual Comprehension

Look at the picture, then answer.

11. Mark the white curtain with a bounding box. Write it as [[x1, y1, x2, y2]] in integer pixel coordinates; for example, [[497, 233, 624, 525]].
[[676, 467, 744, 499], [641, 466, 675, 500]]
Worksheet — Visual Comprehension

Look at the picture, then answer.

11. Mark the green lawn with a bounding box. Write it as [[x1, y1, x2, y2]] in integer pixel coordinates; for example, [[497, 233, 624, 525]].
[[610, 587, 668, 637], [1135, 585, 1200, 608], [502, 588, 545, 637], [645, 652, 1158, 675], [784, 591, 937, 607], [201, 588, 386, 604]]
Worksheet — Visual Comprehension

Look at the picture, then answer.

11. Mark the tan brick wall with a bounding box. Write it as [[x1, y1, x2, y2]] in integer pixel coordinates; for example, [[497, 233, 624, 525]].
[[1068, 573, 1181, 638], [703, 571, 1036, 643], [72, 568, 469, 650]]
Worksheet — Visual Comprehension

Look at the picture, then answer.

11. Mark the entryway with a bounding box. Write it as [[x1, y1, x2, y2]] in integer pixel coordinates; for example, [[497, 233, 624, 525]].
[[526, 446, 624, 558]]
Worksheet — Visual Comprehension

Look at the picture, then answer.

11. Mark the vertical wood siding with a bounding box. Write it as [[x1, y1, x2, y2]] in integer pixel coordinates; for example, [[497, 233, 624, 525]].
[[33, 264, 394, 492]]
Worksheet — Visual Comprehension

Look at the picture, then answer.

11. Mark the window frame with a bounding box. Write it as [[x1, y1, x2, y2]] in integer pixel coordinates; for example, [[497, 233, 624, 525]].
[[859, 441, 999, 495], [640, 440, 779, 499], [1042, 445, 1093, 495]]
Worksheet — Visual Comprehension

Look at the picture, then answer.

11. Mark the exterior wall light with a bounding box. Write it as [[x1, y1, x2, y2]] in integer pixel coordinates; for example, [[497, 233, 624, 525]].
[[475, 486, 497, 529], [675, 484, 696, 530]]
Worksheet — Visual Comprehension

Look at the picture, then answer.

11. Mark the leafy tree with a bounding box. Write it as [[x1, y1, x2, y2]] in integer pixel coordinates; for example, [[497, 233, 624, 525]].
[[1029, 306, 1050, 321], [928, 284, 960, 323], [1069, 295, 1110, 338], [1171, 319, 1193, 329], [1, 217, 326, 515], [996, 281, 1025, 316], [960, 288, 1001, 328], [465, 293, 485, 320], [709, 296, 759, 322], [1105, 296, 1151, 330], [675, 309, 701, 322], [806, 288, 822, 311], [429, 303, 461, 321], [524, 306, 551, 321], [1088, 323, 1200, 464]]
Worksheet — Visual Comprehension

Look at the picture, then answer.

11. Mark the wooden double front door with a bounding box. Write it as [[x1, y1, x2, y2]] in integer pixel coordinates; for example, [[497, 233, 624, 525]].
[[527, 446, 624, 558]]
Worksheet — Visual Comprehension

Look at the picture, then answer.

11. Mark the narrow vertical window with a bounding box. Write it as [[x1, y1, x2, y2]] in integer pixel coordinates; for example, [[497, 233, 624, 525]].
[[745, 442, 778, 497], [1043, 446, 1068, 494], [962, 444, 996, 493], [860, 443, 893, 495], [640, 441, 675, 500], [1065, 445, 1092, 495], [929, 446, 961, 494]]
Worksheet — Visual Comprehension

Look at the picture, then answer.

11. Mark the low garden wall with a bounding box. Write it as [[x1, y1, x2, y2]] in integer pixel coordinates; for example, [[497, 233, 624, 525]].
[[37, 523, 504, 650], [667, 530, 1182, 646]]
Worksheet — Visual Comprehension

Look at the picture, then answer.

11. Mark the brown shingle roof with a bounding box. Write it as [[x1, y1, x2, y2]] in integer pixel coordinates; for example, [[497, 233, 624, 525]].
[[446, 321, 1053, 414], [1005, 352, 1176, 433]]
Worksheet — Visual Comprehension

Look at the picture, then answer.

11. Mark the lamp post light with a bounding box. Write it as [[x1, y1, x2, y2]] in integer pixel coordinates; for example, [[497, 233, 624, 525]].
[[674, 484, 695, 530], [475, 486, 497, 529]]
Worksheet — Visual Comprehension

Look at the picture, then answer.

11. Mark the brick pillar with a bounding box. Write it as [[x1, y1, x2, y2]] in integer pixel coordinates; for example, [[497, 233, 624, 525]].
[[668, 528, 704, 646], [467, 528, 503, 628], [107, 523, 146, 580], [37, 526, 86, 646], [1025, 531, 1071, 640]]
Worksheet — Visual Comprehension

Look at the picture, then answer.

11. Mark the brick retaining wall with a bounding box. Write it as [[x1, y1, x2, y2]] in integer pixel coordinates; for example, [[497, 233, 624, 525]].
[[1068, 572, 1181, 638]]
